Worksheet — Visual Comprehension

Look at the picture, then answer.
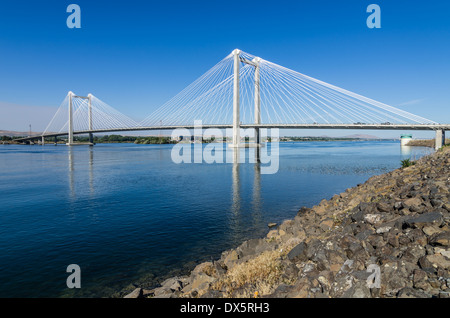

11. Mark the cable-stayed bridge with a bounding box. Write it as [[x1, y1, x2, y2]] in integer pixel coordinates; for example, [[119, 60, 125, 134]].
[[18, 49, 449, 149]]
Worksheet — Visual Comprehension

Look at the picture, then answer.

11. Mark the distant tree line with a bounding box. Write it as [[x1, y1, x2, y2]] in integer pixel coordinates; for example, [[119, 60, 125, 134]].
[[80, 135, 138, 143], [67, 135, 178, 144], [134, 136, 176, 144], [280, 137, 360, 142]]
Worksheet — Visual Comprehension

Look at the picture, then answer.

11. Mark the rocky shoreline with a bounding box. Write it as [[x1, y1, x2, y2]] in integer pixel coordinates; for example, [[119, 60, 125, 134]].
[[125, 147, 450, 298]]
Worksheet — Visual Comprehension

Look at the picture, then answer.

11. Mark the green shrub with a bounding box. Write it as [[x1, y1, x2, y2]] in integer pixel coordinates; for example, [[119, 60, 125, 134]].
[[401, 158, 415, 168]]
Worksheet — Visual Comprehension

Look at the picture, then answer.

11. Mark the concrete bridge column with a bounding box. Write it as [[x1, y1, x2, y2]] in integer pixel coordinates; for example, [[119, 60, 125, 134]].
[[435, 129, 445, 150], [88, 93, 94, 145], [231, 49, 240, 147], [67, 91, 74, 146], [254, 57, 261, 146], [254, 58, 261, 162]]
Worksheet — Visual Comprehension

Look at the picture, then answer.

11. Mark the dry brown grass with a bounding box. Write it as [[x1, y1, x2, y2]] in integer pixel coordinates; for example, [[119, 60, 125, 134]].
[[406, 139, 450, 148], [212, 241, 298, 297]]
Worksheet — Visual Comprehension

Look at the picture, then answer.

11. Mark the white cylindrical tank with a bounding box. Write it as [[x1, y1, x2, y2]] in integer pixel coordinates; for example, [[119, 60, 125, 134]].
[[400, 134, 412, 146]]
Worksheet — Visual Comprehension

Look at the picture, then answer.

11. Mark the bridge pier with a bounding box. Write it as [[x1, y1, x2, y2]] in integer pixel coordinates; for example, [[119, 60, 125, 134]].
[[88, 93, 94, 146], [65, 92, 95, 146], [254, 57, 261, 148], [66, 91, 74, 146], [229, 50, 263, 149], [231, 49, 241, 148], [254, 57, 261, 162], [435, 129, 446, 150], [41, 136, 45, 146]]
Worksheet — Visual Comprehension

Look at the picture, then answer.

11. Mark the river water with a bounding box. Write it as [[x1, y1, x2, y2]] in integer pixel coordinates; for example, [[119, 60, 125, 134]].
[[0, 141, 432, 297]]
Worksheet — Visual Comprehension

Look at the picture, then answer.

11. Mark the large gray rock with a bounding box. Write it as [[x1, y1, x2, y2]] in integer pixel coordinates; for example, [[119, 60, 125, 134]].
[[413, 269, 431, 291], [236, 238, 273, 259], [404, 212, 444, 229], [397, 287, 432, 298], [429, 231, 450, 247], [151, 285, 174, 298], [287, 242, 307, 263], [402, 197, 424, 212], [305, 239, 323, 260], [426, 254, 450, 270], [342, 281, 371, 298], [123, 287, 143, 298], [200, 290, 224, 298], [376, 201, 393, 213], [381, 261, 413, 297], [160, 277, 184, 292]]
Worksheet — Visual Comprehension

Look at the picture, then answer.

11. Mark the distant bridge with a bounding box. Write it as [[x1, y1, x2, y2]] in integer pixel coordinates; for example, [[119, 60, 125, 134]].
[[18, 49, 448, 149]]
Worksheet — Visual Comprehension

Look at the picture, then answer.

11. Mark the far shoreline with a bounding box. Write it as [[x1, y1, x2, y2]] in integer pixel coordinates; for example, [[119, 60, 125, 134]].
[[407, 138, 450, 148]]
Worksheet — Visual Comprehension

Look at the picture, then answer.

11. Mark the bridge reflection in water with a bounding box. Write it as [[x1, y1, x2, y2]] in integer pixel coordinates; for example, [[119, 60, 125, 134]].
[[66, 145, 266, 241], [68, 146, 95, 198], [230, 148, 264, 236]]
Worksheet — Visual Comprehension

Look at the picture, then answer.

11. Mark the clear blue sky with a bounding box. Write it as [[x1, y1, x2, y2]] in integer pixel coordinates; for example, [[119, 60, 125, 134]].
[[0, 0, 449, 138]]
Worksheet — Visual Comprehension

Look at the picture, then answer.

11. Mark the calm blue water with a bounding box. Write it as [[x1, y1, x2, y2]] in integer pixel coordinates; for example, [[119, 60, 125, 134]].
[[0, 141, 432, 297]]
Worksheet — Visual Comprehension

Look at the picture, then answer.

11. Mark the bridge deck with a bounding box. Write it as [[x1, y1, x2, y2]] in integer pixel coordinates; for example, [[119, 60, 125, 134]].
[[15, 124, 450, 142]]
